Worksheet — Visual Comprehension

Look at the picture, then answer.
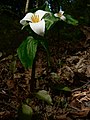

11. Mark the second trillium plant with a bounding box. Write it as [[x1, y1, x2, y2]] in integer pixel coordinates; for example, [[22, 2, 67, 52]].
[[54, 7, 66, 21]]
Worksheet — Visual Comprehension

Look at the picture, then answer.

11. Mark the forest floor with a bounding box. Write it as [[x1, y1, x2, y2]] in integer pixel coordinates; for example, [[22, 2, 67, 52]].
[[0, 10, 90, 120]]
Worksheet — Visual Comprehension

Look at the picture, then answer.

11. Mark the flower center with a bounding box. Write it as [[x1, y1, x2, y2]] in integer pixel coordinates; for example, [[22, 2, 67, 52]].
[[57, 12, 62, 17], [31, 14, 40, 23]]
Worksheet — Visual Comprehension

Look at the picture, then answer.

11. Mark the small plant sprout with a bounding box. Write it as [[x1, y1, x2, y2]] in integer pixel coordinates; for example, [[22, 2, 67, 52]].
[[20, 10, 50, 36], [54, 6, 66, 21]]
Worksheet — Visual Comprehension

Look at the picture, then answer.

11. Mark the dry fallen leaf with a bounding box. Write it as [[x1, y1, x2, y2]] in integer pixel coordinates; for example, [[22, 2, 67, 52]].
[[6, 79, 15, 89], [86, 65, 90, 77]]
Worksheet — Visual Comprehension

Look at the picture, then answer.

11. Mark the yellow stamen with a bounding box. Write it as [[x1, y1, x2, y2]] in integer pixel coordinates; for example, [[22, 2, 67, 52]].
[[57, 12, 62, 17], [31, 14, 40, 23]]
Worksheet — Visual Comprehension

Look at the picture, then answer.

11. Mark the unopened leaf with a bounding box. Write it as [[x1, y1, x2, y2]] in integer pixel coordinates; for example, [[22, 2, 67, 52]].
[[18, 104, 33, 120], [22, 104, 33, 115], [36, 90, 53, 105]]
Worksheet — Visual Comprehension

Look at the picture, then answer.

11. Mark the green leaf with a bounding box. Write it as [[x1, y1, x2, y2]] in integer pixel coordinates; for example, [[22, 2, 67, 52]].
[[39, 39, 48, 52], [65, 14, 78, 26], [39, 39, 50, 66], [45, 1, 51, 12], [61, 87, 71, 92], [52, 84, 71, 92], [36, 90, 53, 105], [44, 14, 58, 31], [17, 36, 38, 68], [18, 104, 33, 120]]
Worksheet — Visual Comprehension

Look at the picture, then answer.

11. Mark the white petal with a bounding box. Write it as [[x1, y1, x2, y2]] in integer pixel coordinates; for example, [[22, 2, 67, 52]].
[[35, 10, 49, 20], [20, 20, 28, 26], [59, 10, 64, 15], [20, 13, 33, 25], [54, 13, 59, 17], [60, 15, 66, 21], [29, 19, 45, 36]]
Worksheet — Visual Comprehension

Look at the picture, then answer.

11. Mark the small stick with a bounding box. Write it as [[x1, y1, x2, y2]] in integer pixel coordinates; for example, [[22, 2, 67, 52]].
[[72, 81, 90, 92], [25, 0, 30, 13]]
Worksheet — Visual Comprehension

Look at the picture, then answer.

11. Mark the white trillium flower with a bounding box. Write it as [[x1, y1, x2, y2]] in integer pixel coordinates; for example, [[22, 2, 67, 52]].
[[54, 9, 66, 21], [20, 10, 49, 36]]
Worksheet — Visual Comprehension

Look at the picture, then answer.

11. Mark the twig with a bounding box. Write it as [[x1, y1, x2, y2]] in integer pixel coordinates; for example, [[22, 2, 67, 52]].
[[25, 0, 30, 13], [75, 58, 84, 69], [68, 104, 81, 112], [72, 81, 90, 92]]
